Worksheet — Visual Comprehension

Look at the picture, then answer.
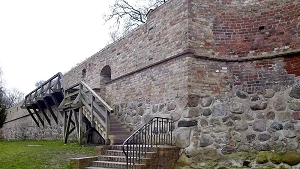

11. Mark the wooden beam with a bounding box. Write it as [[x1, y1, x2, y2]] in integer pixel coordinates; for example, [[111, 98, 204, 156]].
[[68, 126, 76, 136], [64, 111, 73, 143], [63, 111, 67, 143], [51, 95, 59, 106], [73, 110, 79, 139], [43, 99, 58, 124], [78, 107, 83, 145], [32, 108, 44, 127], [26, 108, 40, 127], [37, 102, 51, 126]]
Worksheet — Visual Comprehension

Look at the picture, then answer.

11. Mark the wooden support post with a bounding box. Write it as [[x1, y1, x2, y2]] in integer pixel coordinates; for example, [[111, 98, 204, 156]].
[[32, 108, 44, 127], [64, 110, 73, 143], [74, 110, 79, 139], [90, 96, 95, 128], [26, 108, 40, 127], [37, 102, 51, 126], [78, 107, 83, 145], [69, 126, 76, 136], [106, 110, 110, 144], [43, 99, 58, 124], [51, 95, 59, 107], [63, 111, 67, 143]]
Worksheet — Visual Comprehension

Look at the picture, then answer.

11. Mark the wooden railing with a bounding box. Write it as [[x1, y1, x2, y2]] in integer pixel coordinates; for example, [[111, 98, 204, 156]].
[[22, 72, 63, 108], [62, 81, 113, 144]]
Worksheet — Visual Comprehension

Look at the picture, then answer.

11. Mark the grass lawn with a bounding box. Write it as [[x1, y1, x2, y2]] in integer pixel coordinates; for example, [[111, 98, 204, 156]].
[[0, 140, 94, 169]]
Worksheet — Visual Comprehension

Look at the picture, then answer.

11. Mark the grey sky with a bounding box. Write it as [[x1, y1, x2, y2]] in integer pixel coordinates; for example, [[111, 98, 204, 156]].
[[0, 0, 115, 94]]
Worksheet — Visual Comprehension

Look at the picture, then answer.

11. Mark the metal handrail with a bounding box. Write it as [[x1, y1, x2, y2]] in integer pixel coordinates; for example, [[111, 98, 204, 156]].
[[122, 117, 173, 169]]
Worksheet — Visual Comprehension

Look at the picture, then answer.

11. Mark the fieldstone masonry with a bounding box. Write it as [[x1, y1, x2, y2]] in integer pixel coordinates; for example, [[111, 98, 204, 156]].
[[2, 0, 300, 168]]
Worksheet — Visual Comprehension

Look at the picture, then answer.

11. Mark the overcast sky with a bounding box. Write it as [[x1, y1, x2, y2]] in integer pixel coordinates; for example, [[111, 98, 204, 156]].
[[0, 0, 116, 94]]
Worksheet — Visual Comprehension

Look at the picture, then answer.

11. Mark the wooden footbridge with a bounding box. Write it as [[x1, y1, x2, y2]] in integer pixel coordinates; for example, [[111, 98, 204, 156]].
[[21, 72, 114, 144]]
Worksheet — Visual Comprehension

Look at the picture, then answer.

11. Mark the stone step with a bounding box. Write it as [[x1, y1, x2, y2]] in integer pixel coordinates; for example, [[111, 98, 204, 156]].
[[109, 125, 129, 131], [97, 155, 150, 163], [104, 150, 156, 158], [97, 155, 127, 162], [86, 167, 116, 169], [109, 123, 127, 128], [110, 145, 154, 151], [91, 160, 147, 169], [91, 161, 130, 169], [110, 127, 130, 133], [104, 150, 132, 156], [110, 134, 131, 139], [110, 130, 131, 136]]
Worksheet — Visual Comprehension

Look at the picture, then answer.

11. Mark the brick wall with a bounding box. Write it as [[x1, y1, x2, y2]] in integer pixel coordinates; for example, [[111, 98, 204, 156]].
[[62, 0, 190, 90], [213, 0, 300, 57], [188, 57, 231, 96], [230, 57, 297, 93], [106, 54, 189, 105], [189, 0, 300, 58], [283, 53, 300, 76]]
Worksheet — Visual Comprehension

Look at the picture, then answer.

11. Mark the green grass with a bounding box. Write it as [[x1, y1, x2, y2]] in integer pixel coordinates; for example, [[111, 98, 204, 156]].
[[0, 140, 94, 169]]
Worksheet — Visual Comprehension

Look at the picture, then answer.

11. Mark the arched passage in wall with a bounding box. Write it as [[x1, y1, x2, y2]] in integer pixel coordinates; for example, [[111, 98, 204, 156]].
[[99, 65, 111, 99]]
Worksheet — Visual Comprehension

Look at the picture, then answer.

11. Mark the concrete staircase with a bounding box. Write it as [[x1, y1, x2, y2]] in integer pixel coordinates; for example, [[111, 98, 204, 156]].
[[86, 145, 156, 169], [109, 114, 132, 144], [84, 115, 154, 169], [70, 116, 180, 169]]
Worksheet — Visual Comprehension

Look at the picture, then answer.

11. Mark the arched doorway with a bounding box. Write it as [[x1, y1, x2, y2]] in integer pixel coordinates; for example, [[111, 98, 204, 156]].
[[99, 65, 111, 99]]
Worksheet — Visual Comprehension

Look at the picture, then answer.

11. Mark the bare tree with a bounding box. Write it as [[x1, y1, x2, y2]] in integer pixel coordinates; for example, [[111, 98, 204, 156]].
[[35, 80, 45, 87], [0, 68, 6, 127], [105, 0, 168, 41], [3, 88, 24, 108], [0, 99, 6, 128]]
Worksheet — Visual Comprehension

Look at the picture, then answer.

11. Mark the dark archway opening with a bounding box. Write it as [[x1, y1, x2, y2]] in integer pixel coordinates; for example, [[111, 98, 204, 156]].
[[99, 65, 111, 99], [100, 65, 111, 83]]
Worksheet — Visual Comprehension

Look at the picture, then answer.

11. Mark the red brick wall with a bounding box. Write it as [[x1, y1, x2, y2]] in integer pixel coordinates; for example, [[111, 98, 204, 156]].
[[230, 57, 295, 93], [213, 0, 300, 57], [189, 57, 231, 95], [189, 0, 300, 58], [283, 53, 300, 76], [190, 54, 300, 95]]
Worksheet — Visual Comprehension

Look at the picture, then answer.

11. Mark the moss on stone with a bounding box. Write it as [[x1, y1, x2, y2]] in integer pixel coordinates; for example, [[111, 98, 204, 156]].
[[216, 167, 228, 169], [278, 165, 291, 169], [256, 152, 269, 164], [269, 152, 282, 164], [177, 154, 190, 167], [189, 163, 204, 169], [227, 152, 256, 161], [260, 165, 276, 169], [282, 151, 300, 166], [207, 161, 218, 167]]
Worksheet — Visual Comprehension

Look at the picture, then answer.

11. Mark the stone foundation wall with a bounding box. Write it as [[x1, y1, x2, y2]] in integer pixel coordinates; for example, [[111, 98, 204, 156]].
[[1, 103, 75, 140], [172, 85, 300, 168]]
